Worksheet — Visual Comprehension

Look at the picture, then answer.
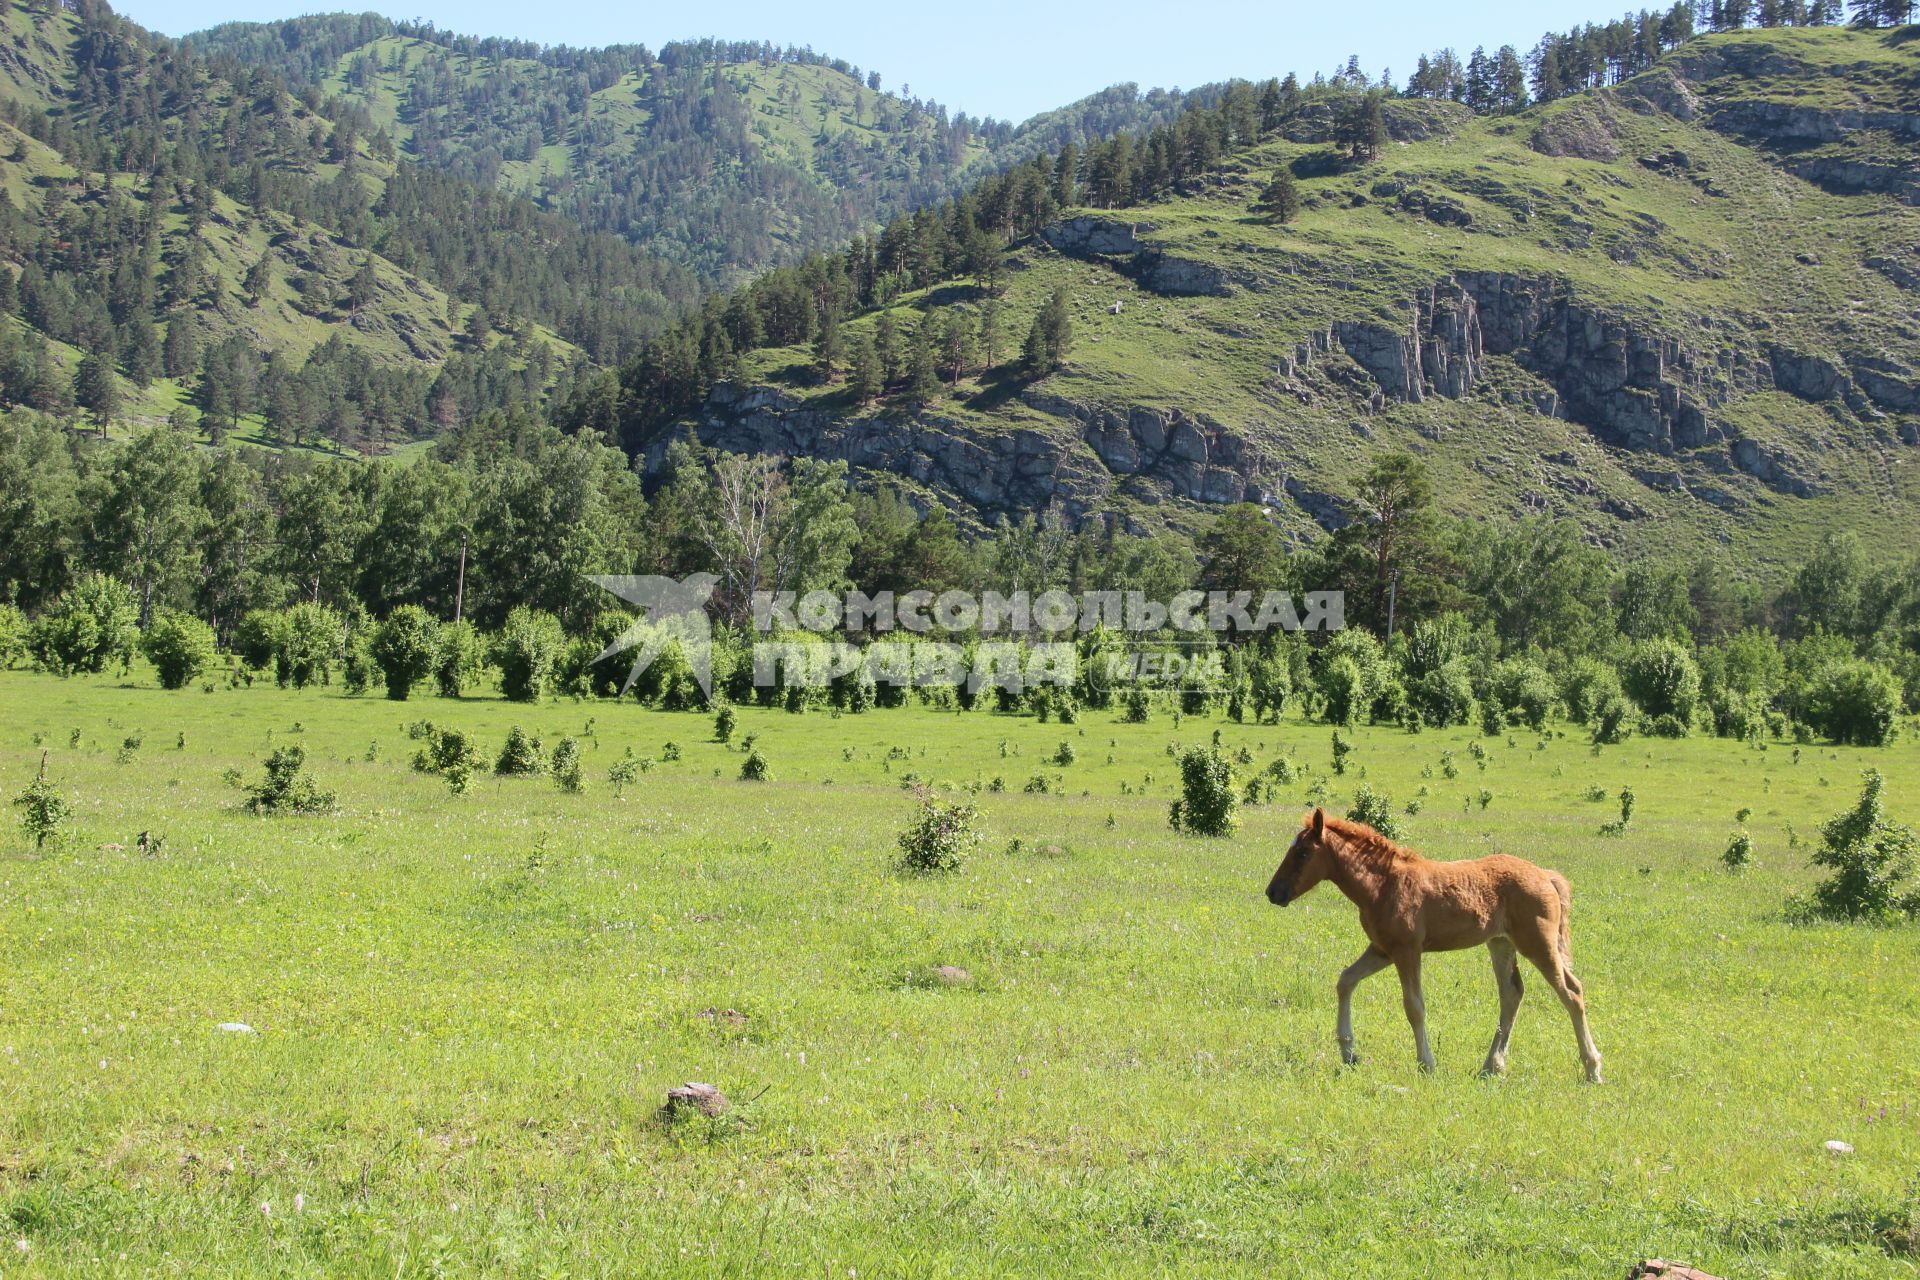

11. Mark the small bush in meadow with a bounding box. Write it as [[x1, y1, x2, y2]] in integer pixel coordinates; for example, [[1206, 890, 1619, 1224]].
[[495, 726, 544, 776], [1622, 638, 1701, 727], [897, 789, 980, 873], [550, 737, 586, 793], [1802, 660, 1901, 747], [1330, 729, 1351, 776], [370, 606, 441, 701], [1789, 770, 1918, 924], [1267, 756, 1300, 785], [1169, 745, 1237, 838], [12, 754, 69, 849], [740, 749, 772, 781], [608, 748, 640, 797], [1122, 687, 1151, 723], [1052, 740, 1077, 766], [275, 603, 345, 689], [1346, 785, 1402, 841], [0, 603, 27, 669], [1723, 833, 1754, 871], [1591, 691, 1634, 746], [493, 607, 565, 702], [433, 620, 484, 697], [245, 746, 335, 815], [140, 611, 217, 690], [714, 706, 737, 742], [31, 573, 139, 675], [412, 726, 480, 793]]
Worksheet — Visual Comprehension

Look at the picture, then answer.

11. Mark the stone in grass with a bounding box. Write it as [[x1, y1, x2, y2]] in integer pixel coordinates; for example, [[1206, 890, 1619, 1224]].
[[216, 1022, 256, 1034], [932, 965, 972, 986], [1626, 1263, 1723, 1280], [662, 1082, 728, 1119], [1825, 1139, 1854, 1155]]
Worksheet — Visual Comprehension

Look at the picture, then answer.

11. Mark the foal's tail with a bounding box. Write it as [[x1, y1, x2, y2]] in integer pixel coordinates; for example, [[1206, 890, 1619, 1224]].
[[1548, 871, 1581, 996]]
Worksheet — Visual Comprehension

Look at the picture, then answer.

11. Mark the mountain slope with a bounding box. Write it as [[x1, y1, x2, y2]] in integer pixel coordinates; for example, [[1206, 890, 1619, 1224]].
[[185, 15, 1236, 288], [648, 26, 1920, 572]]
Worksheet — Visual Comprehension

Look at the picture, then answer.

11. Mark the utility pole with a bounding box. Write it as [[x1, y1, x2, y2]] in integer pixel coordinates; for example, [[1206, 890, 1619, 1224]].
[[453, 531, 468, 624]]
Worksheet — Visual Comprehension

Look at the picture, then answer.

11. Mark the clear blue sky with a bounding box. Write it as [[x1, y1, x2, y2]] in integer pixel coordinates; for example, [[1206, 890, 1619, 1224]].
[[125, 0, 1622, 123]]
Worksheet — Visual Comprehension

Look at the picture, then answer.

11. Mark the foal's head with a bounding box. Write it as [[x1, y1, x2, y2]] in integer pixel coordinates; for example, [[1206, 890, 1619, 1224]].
[[1266, 807, 1336, 907]]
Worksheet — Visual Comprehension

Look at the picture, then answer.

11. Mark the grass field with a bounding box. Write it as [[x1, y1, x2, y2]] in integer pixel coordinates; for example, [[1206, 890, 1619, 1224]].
[[1, 666, 1916, 1276]]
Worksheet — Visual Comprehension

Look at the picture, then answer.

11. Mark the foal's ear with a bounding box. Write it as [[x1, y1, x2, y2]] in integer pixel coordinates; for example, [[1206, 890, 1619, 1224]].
[[1310, 807, 1325, 837]]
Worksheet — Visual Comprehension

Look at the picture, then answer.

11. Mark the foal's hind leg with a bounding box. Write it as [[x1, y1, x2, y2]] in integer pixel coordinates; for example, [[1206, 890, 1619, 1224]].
[[1514, 928, 1603, 1083], [1335, 948, 1391, 1066], [1394, 952, 1437, 1073], [1480, 938, 1523, 1077]]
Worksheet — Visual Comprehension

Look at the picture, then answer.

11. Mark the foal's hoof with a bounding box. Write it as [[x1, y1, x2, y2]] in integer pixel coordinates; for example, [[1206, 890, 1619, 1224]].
[[1478, 1061, 1508, 1079]]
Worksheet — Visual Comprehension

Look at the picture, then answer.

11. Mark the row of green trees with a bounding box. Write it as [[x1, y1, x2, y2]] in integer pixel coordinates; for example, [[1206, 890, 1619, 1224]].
[[4, 431, 1915, 745]]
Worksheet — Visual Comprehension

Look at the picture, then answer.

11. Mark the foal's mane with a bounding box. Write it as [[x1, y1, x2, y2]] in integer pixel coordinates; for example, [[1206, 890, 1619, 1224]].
[[1320, 814, 1422, 867]]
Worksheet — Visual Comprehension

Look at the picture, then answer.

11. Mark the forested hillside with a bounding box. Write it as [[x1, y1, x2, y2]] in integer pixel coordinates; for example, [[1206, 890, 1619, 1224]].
[[184, 14, 1242, 287]]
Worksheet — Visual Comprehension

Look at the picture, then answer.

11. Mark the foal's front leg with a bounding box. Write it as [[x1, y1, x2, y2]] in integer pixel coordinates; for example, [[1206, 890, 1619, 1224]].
[[1396, 952, 1436, 1073], [1334, 948, 1391, 1065]]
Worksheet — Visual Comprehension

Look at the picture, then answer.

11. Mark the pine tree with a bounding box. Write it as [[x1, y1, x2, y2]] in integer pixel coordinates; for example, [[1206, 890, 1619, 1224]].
[[1053, 143, 1078, 207], [243, 253, 272, 307], [904, 318, 941, 402], [73, 351, 119, 437], [939, 310, 976, 386], [1251, 169, 1301, 224], [848, 331, 881, 405], [1021, 286, 1073, 377], [812, 309, 842, 384], [977, 297, 1002, 369], [874, 312, 899, 385]]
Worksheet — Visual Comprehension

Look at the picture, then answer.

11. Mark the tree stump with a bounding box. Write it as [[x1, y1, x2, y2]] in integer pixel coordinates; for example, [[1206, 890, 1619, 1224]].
[[662, 1082, 728, 1119]]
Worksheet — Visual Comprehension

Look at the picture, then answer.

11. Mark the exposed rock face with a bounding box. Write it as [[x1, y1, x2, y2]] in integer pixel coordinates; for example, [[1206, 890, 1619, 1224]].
[[1529, 101, 1624, 161], [1039, 216, 1153, 257], [1040, 216, 1233, 296], [659, 382, 1283, 530]]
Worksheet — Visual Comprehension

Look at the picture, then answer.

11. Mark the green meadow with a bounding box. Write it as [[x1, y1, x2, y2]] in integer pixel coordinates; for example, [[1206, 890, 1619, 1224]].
[[1, 666, 1916, 1277]]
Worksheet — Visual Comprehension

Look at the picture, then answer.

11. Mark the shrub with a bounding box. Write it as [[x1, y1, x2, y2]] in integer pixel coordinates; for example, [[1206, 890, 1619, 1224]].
[[1591, 691, 1634, 746], [1169, 745, 1237, 838], [1266, 756, 1301, 785], [0, 603, 28, 668], [494, 607, 565, 702], [140, 611, 217, 690], [897, 789, 981, 873], [433, 619, 484, 698], [550, 737, 586, 793], [1644, 713, 1690, 739], [1621, 638, 1701, 727], [1491, 659, 1556, 731], [370, 606, 441, 701], [714, 706, 737, 742], [608, 748, 640, 797], [1330, 729, 1351, 776], [1407, 660, 1475, 728], [1249, 651, 1291, 722], [740, 749, 772, 781], [1478, 699, 1505, 736], [12, 754, 69, 849], [1122, 687, 1151, 723], [1052, 740, 1077, 766], [30, 573, 138, 675], [1557, 658, 1621, 726], [234, 609, 282, 671], [275, 603, 344, 689], [1346, 784, 1402, 841], [245, 746, 335, 815], [1802, 660, 1901, 747], [1790, 770, 1918, 924], [495, 725, 545, 776], [1723, 833, 1754, 871], [1319, 655, 1365, 726], [412, 726, 480, 793]]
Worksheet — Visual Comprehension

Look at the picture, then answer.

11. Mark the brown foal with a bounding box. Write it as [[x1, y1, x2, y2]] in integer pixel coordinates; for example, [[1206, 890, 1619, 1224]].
[[1265, 808, 1603, 1082]]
